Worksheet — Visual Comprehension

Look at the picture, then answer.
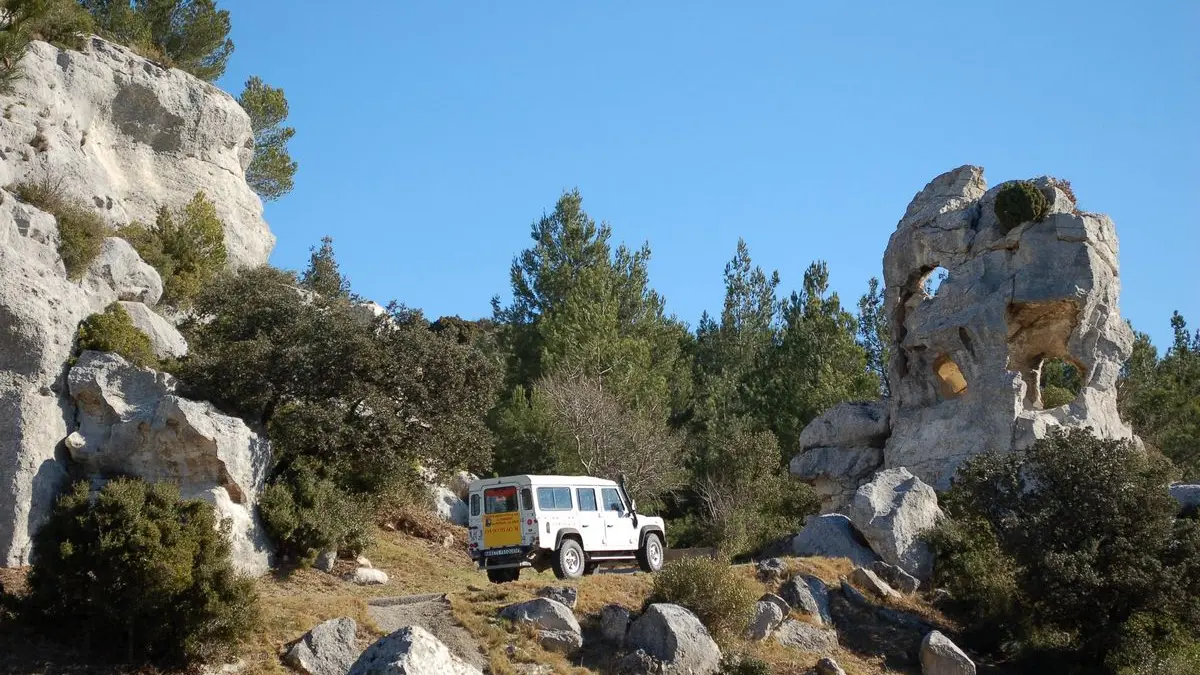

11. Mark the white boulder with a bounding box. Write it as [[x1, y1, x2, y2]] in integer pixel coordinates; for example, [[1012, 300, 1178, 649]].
[[349, 625, 481, 675], [83, 237, 162, 304], [625, 603, 721, 675], [118, 301, 187, 358], [846, 468, 942, 580], [284, 617, 360, 675], [920, 630, 976, 675]]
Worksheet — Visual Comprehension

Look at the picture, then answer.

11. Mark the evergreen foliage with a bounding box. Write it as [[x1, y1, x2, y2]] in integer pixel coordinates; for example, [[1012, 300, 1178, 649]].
[[994, 180, 1049, 232], [120, 191, 227, 308], [0, 0, 92, 92], [80, 0, 234, 81], [24, 478, 257, 667], [77, 302, 156, 367], [647, 555, 757, 641], [1120, 313, 1200, 478], [239, 75, 297, 201], [300, 235, 349, 299]]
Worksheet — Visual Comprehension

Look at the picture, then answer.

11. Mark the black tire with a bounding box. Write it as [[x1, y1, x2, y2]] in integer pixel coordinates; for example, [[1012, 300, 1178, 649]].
[[487, 567, 519, 584], [637, 532, 664, 573], [552, 538, 586, 580], [584, 562, 600, 575]]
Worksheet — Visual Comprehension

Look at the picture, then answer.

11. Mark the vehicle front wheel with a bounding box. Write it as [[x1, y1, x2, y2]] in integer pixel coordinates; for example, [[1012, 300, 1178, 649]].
[[637, 532, 664, 573], [487, 567, 520, 584], [552, 539, 586, 580]]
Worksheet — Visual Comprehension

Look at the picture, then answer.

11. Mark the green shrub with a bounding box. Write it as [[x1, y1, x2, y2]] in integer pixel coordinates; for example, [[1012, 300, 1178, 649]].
[[77, 302, 156, 367], [719, 652, 771, 675], [647, 556, 756, 641], [79, 0, 233, 81], [121, 191, 227, 308], [239, 76, 297, 201], [11, 176, 107, 280], [994, 180, 1049, 232], [931, 429, 1200, 672], [258, 459, 374, 563], [24, 478, 258, 668]]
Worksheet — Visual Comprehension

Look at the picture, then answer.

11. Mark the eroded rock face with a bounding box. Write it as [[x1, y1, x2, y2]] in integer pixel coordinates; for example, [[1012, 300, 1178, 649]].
[[792, 166, 1138, 508], [118, 301, 186, 358], [66, 351, 272, 574], [0, 38, 272, 268]]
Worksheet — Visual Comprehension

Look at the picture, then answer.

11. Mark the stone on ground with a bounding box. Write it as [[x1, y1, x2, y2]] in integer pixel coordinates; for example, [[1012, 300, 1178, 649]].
[[284, 617, 359, 675], [755, 557, 788, 582], [600, 604, 632, 644], [498, 598, 582, 654], [348, 625, 481, 675], [314, 550, 337, 573], [773, 619, 838, 653], [348, 568, 389, 585], [792, 513, 880, 568], [849, 566, 902, 601], [746, 600, 784, 641], [871, 560, 920, 593], [920, 630, 976, 675], [816, 656, 847, 675], [625, 603, 721, 675], [779, 575, 832, 626], [535, 585, 578, 609]]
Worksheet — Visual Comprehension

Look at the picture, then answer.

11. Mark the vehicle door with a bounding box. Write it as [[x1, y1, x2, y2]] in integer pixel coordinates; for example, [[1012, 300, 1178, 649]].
[[574, 487, 605, 550], [600, 487, 638, 550], [482, 485, 522, 552]]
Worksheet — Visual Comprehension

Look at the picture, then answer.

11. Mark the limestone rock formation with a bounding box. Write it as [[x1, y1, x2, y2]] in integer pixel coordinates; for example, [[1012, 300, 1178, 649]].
[[846, 468, 942, 580], [625, 603, 721, 675], [773, 619, 838, 653], [792, 513, 880, 567], [499, 598, 583, 654], [83, 238, 163, 304], [284, 617, 361, 675], [67, 351, 272, 575], [792, 166, 1138, 510], [118, 301, 187, 358], [0, 38, 273, 268]]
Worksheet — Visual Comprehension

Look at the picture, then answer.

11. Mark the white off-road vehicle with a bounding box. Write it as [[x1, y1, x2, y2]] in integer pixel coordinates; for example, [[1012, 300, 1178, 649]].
[[466, 474, 666, 583]]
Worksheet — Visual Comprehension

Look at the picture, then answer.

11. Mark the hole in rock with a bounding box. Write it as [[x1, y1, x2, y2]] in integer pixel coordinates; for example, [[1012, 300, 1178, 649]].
[[932, 354, 968, 400], [1037, 357, 1082, 409], [922, 267, 949, 298]]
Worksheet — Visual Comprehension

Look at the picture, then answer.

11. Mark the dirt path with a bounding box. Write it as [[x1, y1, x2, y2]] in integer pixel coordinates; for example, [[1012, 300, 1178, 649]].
[[367, 593, 488, 670]]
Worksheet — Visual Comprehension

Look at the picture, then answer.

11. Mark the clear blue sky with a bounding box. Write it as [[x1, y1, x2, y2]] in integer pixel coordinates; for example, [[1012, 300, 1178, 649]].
[[218, 1, 1198, 350]]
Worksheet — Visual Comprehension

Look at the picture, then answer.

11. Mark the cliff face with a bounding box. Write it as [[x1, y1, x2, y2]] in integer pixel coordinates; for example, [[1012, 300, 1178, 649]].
[[0, 37, 273, 268], [0, 37, 274, 571]]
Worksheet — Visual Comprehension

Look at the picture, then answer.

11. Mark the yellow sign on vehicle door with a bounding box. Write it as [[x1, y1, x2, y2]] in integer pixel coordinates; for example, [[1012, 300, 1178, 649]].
[[483, 486, 523, 548]]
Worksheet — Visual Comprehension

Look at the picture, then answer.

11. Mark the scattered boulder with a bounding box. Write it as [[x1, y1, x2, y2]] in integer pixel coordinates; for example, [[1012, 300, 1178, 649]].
[[616, 649, 664, 674], [758, 593, 790, 619], [625, 603, 721, 675], [356, 555, 373, 568], [839, 577, 871, 608], [84, 238, 163, 304], [348, 625, 481, 675], [430, 485, 469, 526], [284, 617, 360, 675], [798, 401, 891, 450], [846, 468, 942, 579], [755, 557, 788, 582], [871, 560, 919, 594], [499, 598, 582, 654], [448, 471, 478, 501], [536, 586, 578, 609], [1169, 483, 1200, 513], [920, 630, 976, 675], [816, 657, 847, 675], [600, 604, 632, 644], [792, 514, 880, 568], [779, 575, 832, 626], [849, 567, 902, 601], [773, 619, 838, 653], [314, 551, 337, 573], [877, 606, 932, 632], [118, 301, 187, 358], [746, 599, 784, 641], [349, 568, 389, 585]]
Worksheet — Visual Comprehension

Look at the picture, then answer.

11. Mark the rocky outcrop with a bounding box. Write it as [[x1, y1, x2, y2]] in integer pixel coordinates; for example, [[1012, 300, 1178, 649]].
[[920, 630, 976, 675], [118, 301, 186, 358], [780, 575, 832, 626], [774, 619, 838, 653], [66, 351, 272, 574], [846, 468, 942, 580], [499, 598, 582, 654], [1, 38, 273, 267], [600, 604, 632, 644], [535, 586, 578, 609], [792, 514, 880, 568], [871, 560, 919, 594], [284, 617, 361, 675], [848, 567, 902, 601], [83, 238, 163, 303], [746, 599, 784, 641], [349, 625, 481, 675], [625, 603, 721, 675], [791, 166, 1138, 508]]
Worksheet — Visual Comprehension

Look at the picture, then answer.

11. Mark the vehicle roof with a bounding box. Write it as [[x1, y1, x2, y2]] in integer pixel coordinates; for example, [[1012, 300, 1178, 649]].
[[468, 474, 619, 490]]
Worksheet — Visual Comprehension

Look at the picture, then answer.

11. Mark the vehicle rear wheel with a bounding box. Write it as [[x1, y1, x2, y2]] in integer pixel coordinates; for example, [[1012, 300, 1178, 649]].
[[637, 532, 664, 573], [487, 567, 520, 584], [552, 539, 586, 580]]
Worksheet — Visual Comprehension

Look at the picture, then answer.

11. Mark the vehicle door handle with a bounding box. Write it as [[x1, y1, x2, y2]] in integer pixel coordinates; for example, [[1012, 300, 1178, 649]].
[[581, 524, 589, 527], [606, 524, 614, 528]]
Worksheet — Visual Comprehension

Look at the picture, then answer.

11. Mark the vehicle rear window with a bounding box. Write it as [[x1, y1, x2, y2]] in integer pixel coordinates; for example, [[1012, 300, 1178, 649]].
[[601, 488, 625, 513], [484, 486, 518, 514], [537, 487, 573, 511], [469, 493, 480, 516], [577, 488, 598, 512]]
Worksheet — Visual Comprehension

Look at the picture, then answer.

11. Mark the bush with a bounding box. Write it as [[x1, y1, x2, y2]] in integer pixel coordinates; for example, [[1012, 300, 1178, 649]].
[[77, 302, 156, 367], [930, 429, 1200, 672], [647, 556, 756, 641], [994, 180, 1049, 232], [121, 191, 227, 307], [719, 652, 771, 675], [258, 459, 374, 563], [23, 478, 258, 667], [11, 176, 107, 279]]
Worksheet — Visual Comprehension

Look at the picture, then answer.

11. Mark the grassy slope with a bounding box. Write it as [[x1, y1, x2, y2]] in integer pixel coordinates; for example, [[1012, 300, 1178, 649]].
[[245, 526, 945, 675]]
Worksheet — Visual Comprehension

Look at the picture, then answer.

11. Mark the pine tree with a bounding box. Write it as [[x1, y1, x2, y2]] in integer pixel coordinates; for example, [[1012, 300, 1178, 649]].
[[857, 276, 890, 397], [239, 76, 297, 201], [80, 0, 233, 81], [300, 236, 349, 300]]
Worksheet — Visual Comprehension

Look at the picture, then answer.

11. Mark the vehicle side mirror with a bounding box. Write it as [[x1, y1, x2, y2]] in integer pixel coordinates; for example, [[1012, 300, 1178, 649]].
[[630, 499, 637, 514]]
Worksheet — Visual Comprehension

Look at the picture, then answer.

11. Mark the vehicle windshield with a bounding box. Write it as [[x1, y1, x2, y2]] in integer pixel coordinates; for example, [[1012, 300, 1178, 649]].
[[484, 486, 519, 514]]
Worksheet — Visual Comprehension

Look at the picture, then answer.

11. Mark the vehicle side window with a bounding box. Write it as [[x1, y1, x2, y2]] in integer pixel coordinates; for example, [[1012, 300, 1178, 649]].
[[520, 488, 533, 511], [537, 487, 573, 511], [577, 488, 598, 512], [469, 493, 480, 517], [601, 488, 625, 513]]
